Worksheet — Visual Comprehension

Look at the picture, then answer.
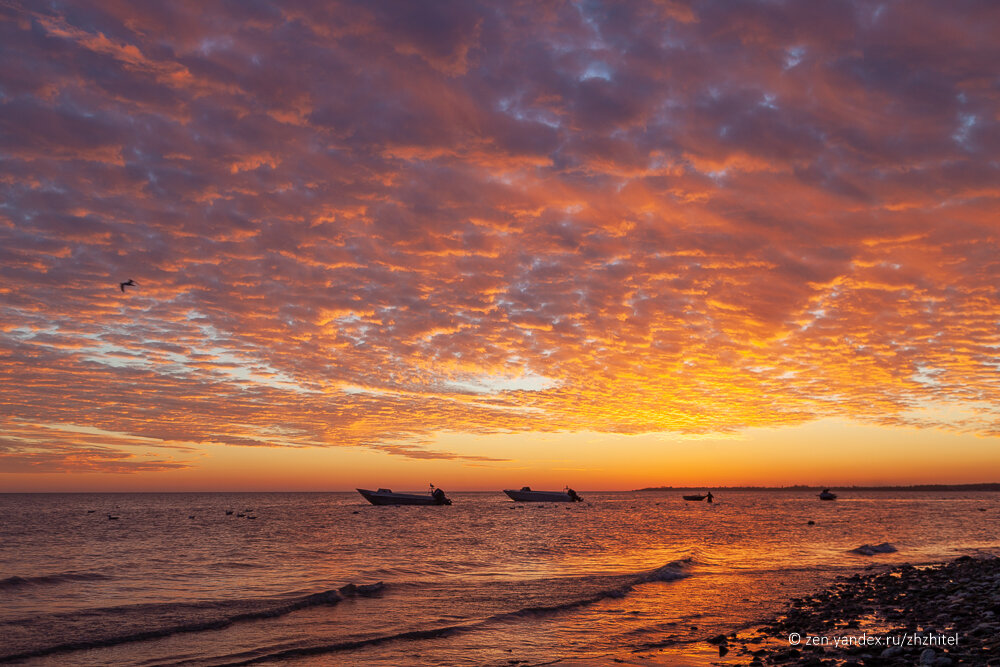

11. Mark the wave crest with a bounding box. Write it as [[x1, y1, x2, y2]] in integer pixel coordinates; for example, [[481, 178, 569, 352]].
[[216, 560, 694, 665], [0, 581, 384, 663], [0, 572, 110, 589]]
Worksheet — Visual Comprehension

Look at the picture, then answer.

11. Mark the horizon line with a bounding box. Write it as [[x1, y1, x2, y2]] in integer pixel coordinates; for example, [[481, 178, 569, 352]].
[[4, 482, 1000, 494]]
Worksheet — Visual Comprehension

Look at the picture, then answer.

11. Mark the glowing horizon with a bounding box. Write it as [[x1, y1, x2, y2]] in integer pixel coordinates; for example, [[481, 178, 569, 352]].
[[2, 1, 999, 491]]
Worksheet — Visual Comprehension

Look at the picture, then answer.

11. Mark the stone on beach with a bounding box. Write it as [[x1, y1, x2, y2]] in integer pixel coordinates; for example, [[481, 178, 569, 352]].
[[850, 542, 898, 555], [723, 556, 1000, 666]]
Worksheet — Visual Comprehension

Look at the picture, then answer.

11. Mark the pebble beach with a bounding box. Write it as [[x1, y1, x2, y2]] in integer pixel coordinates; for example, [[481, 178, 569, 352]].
[[712, 556, 1000, 666]]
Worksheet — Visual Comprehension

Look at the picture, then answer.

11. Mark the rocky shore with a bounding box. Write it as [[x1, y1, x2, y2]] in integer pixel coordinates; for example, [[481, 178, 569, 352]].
[[713, 556, 1000, 666]]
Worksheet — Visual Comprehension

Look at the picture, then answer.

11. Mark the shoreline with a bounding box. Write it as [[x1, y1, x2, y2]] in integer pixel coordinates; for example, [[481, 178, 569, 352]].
[[673, 556, 999, 666], [634, 485, 1000, 493], [547, 556, 1000, 666]]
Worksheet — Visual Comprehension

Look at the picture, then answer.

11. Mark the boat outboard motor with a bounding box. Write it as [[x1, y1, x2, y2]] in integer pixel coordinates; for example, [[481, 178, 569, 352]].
[[567, 488, 582, 502], [432, 487, 449, 504]]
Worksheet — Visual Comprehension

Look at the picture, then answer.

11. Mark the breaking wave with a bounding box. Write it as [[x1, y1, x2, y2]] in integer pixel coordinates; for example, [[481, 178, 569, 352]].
[[215, 560, 693, 665], [0, 582, 384, 663], [2, 560, 692, 664]]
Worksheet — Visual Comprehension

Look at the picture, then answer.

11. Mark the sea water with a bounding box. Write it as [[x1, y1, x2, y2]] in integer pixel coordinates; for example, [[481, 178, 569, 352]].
[[2, 490, 998, 665]]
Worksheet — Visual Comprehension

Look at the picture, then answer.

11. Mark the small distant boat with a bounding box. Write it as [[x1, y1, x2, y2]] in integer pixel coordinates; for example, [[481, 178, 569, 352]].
[[503, 486, 583, 502], [819, 489, 837, 500], [683, 492, 714, 502], [357, 486, 452, 506]]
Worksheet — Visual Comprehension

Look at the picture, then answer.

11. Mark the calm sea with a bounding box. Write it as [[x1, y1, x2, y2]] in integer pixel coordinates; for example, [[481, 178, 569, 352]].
[[1, 490, 998, 665]]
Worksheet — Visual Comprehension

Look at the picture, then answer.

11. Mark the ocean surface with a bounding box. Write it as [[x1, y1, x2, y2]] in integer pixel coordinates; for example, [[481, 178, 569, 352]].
[[2, 490, 998, 666]]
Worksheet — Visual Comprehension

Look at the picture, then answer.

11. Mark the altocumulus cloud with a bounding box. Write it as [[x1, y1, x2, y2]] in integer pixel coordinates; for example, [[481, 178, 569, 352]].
[[1, 0, 999, 470]]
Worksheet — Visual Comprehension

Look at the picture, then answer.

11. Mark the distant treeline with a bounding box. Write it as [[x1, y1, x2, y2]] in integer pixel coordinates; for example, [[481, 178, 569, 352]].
[[634, 483, 1000, 492]]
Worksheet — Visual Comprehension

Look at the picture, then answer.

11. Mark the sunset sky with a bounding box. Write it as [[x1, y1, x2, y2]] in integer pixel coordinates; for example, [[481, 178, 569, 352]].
[[2, 1, 999, 491]]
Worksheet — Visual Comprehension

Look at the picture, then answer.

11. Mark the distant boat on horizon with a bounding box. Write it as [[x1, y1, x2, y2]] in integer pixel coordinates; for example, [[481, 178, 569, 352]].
[[503, 486, 583, 502], [683, 492, 714, 502], [819, 489, 837, 500], [357, 487, 452, 506]]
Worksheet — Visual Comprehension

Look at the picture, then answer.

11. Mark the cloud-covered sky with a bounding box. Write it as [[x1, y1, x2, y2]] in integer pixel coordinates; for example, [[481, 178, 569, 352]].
[[2, 0, 999, 485]]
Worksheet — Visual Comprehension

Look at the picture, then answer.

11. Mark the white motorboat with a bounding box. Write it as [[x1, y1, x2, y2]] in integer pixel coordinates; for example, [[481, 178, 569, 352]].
[[357, 486, 451, 505], [503, 486, 583, 502]]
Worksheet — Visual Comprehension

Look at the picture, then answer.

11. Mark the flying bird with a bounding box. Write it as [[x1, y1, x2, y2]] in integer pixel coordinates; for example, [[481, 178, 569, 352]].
[[119, 279, 137, 292]]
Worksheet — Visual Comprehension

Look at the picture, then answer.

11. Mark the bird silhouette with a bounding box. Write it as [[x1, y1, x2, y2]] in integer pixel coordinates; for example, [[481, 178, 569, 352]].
[[119, 279, 137, 292]]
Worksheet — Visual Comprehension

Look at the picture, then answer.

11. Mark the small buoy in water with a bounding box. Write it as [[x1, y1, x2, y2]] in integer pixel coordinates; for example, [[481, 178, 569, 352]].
[[352, 511, 360, 514], [189, 515, 195, 519], [807, 520, 816, 525]]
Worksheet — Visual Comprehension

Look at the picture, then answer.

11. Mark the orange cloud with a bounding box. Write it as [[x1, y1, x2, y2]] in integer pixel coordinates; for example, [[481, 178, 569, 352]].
[[1, 0, 999, 483]]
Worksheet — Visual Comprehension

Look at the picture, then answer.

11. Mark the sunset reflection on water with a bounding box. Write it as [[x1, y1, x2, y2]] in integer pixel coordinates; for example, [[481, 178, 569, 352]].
[[2, 490, 997, 664]]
